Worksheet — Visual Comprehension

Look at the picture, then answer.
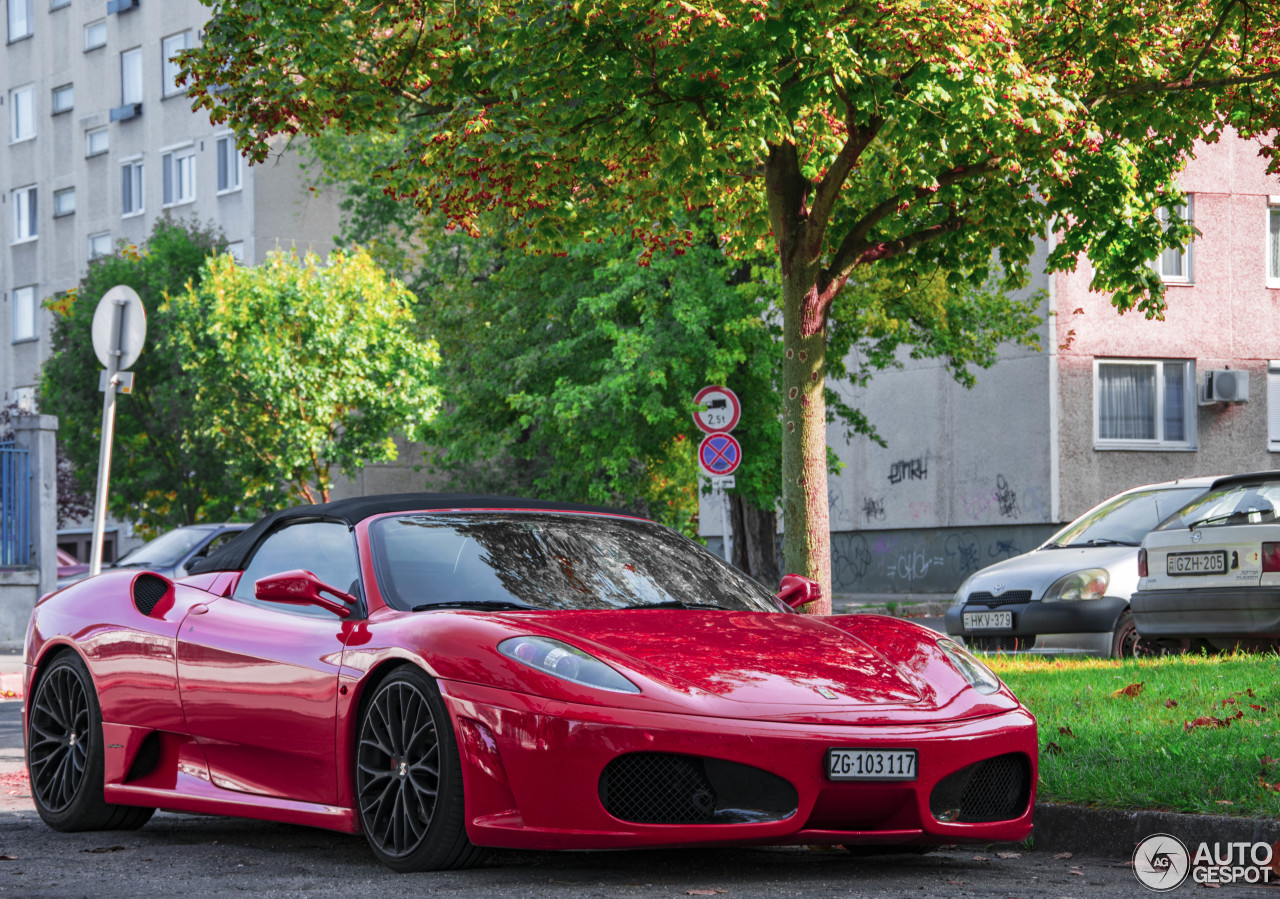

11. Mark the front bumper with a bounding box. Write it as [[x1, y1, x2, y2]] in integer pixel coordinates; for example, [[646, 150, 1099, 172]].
[[440, 680, 1036, 851], [1132, 587, 1280, 639], [944, 597, 1126, 656]]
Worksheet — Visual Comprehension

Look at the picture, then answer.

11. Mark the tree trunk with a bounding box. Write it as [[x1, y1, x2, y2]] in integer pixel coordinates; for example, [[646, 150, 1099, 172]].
[[779, 272, 832, 614], [730, 494, 781, 589]]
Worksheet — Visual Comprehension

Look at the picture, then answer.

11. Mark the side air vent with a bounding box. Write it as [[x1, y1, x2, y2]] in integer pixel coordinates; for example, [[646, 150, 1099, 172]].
[[132, 574, 171, 617], [599, 753, 797, 825]]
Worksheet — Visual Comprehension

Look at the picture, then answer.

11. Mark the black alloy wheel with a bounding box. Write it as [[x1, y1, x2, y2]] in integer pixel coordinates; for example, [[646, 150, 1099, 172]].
[[355, 666, 483, 872], [27, 652, 154, 831], [1111, 609, 1162, 658]]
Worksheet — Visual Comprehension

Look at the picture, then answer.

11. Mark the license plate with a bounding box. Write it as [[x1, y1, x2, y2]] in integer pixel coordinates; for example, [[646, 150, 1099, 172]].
[[964, 611, 1012, 630], [827, 748, 918, 781], [1167, 550, 1228, 576]]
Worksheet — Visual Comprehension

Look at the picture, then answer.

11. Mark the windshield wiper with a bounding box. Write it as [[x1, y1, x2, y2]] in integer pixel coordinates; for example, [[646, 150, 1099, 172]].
[[412, 600, 535, 612], [1081, 538, 1139, 547], [1186, 511, 1258, 530], [619, 600, 731, 610]]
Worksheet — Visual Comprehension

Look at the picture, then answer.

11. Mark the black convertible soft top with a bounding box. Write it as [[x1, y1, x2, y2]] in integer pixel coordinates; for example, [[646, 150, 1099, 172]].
[[187, 493, 633, 574]]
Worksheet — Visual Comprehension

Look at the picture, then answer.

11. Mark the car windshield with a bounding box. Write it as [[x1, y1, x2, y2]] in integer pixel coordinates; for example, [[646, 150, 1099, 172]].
[[1045, 486, 1208, 547], [370, 512, 786, 613], [1155, 480, 1280, 531], [115, 527, 215, 567]]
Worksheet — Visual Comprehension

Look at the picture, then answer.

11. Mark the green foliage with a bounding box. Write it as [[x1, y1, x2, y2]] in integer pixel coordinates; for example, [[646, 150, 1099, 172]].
[[164, 249, 441, 505], [38, 220, 256, 534]]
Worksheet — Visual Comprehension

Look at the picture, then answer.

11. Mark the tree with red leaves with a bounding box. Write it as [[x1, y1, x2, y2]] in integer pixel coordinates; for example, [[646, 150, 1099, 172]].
[[185, 0, 1280, 611]]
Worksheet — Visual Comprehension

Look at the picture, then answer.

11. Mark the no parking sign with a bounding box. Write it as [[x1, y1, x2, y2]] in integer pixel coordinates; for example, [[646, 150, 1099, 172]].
[[698, 432, 741, 477]]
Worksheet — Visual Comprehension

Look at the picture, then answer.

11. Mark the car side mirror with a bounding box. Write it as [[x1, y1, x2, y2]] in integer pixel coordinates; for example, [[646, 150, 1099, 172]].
[[776, 573, 822, 609], [254, 569, 358, 618]]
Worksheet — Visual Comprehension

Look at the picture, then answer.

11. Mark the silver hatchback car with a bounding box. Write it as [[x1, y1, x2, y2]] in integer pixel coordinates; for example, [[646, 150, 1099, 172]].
[[944, 477, 1216, 657]]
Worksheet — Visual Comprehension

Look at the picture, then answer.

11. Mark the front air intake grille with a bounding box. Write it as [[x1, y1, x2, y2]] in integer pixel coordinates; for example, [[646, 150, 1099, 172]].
[[930, 753, 1031, 824], [967, 590, 1032, 606], [967, 635, 1036, 653], [599, 753, 798, 825], [132, 574, 170, 616]]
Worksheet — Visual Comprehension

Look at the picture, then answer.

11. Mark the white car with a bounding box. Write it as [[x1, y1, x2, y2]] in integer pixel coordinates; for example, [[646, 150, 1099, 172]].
[[945, 477, 1216, 657], [1135, 471, 1280, 652]]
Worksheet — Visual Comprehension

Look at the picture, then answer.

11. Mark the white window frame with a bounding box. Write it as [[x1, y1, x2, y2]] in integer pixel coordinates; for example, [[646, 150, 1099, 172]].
[[88, 232, 112, 260], [11, 386, 35, 413], [121, 156, 144, 217], [162, 143, 196, 207], [7, 0, 31, 42], [50, 0, 70, 10], [11, 285, 36, 342], [1094, 358, 1197, 451], [162, 30, 191, 98], [84, 18, 106, 51], [215, 133, 242, 194], [85, 126, 109, 156], [226, 240, 245, 263], [1155, 198, 1193, 284], [9, 83, 34, 142], [1268, 198, 1280, 290], [51, 83, 73, 114], [52, 187, 75, 217], [120, 46, 142, 105], [11, 185, 37, 243]]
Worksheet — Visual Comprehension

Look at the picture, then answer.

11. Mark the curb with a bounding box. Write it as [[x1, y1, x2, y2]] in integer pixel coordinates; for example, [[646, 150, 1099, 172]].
[[1032, 802, 1280, 858]]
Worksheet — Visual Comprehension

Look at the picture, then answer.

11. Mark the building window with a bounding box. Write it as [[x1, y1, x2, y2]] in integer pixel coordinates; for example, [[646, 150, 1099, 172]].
[[84, 19, 106, 51], [121, 158, 143, 216], [12, 385, 35, 412], [120, 47, 142, 105], [11, 185, 36, 242], [1269, 201, 1280, 289], [11, 285, 36, 342], [226, 240, 244, 263], [53, 187, 75, 217], [162, 146, 196, 206], [51, 83, 73, 114], [85, 126, 108, 156], [1156, 199, 1193, 283], [9, 83, 34, 142], [50, 0, 70, 9], [1095, 359, 1195, 450], [88, 232, 112, 259], [216, 134, 241, 193], [162, 30, 191, 97], [7, 0, 31, 42]]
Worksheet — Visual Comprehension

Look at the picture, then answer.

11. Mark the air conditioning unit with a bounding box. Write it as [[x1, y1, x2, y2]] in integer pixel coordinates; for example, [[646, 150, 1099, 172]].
[[1200, 369, 1250, 404]]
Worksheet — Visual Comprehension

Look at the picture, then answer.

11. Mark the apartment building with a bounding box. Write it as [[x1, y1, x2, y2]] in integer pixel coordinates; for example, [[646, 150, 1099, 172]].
[[2, 0, 340, 559], [700, 132, 1280, 595]]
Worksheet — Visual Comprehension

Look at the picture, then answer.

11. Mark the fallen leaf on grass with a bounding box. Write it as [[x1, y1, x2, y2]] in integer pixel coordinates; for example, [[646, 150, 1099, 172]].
[[1112, 682, 1144, 698], [996, 851, 1021, 859], [1058, 726, 1075, 738], [1044, 741, 1063, 755], [1215, 800, 1235, 805], [1185, 711, 1245, 731], [1053, 851, 1073, 860], [1250, 704, 1269, 713], [1166, 699, 1178, 709]]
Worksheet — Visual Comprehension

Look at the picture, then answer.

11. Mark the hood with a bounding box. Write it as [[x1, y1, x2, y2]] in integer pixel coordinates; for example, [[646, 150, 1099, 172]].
[[527, 610, 923, 709], [962, 544, 1138, 601]]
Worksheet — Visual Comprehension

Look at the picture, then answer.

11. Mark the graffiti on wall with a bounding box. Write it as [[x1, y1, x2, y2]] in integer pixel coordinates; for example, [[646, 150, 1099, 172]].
[[830, 526, 1045, 593], [861, 497, 886, 522], [887, 456, 928, 485]]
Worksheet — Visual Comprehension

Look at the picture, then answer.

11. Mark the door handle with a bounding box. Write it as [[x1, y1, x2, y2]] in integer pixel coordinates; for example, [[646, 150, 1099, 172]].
[[189, 604, 209, 615]]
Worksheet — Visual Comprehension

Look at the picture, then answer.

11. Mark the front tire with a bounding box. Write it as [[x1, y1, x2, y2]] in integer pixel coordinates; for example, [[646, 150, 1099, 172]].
[[1111, 609, 1160, 658], [27, 652, 154, 831], [355, 666, 483, 872]]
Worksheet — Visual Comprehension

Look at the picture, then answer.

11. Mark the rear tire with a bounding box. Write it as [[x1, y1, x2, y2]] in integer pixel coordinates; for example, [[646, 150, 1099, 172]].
[[354, 666, 484, 872], [27, 652, 155, 831]]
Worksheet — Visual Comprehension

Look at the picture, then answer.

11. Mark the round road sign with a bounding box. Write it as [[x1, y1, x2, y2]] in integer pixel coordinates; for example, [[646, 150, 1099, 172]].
[[91, 285, 147, 371], [693, 385, 741, 434], [698, 432, 742, 477]]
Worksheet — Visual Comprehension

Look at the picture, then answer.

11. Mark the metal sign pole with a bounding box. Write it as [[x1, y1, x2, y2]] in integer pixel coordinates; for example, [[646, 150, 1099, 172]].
[[722, 486, 733, 563], [89, 299, 126, 576]]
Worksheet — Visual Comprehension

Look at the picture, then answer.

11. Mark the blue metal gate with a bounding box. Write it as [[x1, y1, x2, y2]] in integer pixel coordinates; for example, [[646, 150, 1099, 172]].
[[0, 441, 31, 568]]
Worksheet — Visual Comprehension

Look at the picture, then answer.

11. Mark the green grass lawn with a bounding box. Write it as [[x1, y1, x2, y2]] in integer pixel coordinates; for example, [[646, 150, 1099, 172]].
[[985, 653, 1280, 817]]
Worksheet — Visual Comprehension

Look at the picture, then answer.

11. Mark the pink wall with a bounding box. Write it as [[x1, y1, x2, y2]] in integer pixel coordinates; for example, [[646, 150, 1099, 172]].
[[1055, 133, 1280, 518]]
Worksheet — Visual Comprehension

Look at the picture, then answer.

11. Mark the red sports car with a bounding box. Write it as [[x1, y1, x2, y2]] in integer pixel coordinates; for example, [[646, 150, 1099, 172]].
[[23, 495, 1036, 872]]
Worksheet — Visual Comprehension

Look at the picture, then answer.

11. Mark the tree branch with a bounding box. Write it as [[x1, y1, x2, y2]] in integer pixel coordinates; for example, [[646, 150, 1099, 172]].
[[1087, 67, 1280, 108], [807, 83, 882, 261]]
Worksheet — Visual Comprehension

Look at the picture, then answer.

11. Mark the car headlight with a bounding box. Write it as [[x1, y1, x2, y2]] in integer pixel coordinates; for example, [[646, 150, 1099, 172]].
[[936, 638, 1001, 694], [498, 636, 641, 694], [1043, 568, 1109, 601], [951, 575, 974, 606]]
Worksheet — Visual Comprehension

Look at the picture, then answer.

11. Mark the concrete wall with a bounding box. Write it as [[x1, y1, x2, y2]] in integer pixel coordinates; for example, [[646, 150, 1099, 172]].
[[1055, 134, 1280, 519]]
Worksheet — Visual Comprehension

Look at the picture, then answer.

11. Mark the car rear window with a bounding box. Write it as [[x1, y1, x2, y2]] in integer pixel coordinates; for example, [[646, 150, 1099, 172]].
[[1156, 481, 1280, 531]]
